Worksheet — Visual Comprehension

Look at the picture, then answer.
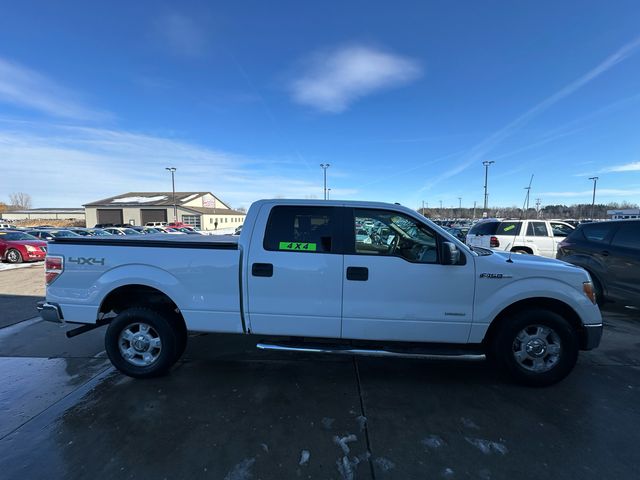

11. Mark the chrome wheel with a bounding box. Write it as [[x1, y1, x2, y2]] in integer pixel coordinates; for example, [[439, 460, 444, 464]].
[[118, 323, 162, 367], [512, 324, 561, 373], [6, 249, 21, 263]]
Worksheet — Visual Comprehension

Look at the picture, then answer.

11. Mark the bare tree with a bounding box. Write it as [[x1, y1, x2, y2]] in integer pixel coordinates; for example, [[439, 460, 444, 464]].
[[9, 192, 32, 209]]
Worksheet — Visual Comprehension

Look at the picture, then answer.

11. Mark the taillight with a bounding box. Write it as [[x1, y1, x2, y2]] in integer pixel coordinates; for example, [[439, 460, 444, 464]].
[[45, 256, 64, 285], [490, 236, 500, 248]]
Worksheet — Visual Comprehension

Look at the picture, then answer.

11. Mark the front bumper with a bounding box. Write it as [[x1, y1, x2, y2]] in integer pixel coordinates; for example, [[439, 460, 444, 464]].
[[582, 323, 603, 350], [36, 301, 64, 324]]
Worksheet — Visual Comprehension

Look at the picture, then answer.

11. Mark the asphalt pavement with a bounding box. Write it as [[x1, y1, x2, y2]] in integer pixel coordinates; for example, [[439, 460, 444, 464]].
[[0, 266, 639, 479]]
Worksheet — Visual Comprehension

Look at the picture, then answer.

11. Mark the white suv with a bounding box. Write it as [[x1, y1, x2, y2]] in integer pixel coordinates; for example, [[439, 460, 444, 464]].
[[145, 221, 168, 227], [468, 219, 574, 258]]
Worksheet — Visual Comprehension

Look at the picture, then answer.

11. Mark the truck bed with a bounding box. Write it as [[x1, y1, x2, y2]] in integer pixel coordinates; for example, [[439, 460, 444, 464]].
[[52, 234, 239, 249]]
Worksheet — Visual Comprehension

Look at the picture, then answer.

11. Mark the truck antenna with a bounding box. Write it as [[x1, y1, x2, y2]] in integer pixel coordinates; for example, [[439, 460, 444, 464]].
[[507, 174, 534, 263]]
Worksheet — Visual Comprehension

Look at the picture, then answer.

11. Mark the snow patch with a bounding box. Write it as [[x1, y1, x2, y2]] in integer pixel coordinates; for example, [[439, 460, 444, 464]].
[[334, 434, 357, 455], [461, 417, 480, 429], [465, 437, 508, 455], [224, 458, 256, 480], [356, 415, 367, 431], [374, 457, 395, 472], [111, 195, 167, 203], [422, 435, 446, 449], [299, 450, 310, 466], [0, 262, 41, 271]]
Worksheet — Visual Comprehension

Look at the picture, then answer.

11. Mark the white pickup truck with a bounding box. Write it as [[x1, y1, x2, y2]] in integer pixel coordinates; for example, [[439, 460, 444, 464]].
[[38, 200, 602, 386]]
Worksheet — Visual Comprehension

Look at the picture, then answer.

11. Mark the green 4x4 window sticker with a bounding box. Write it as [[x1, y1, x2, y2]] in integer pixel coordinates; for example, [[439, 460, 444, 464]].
[[503, 225, 516, 232], [279, 242, 317, 251]]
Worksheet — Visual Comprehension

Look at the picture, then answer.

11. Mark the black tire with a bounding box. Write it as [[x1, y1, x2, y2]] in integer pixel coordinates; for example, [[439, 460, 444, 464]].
[[493, 309, 579, 387], [5, 249, 23, 264], [105, 307, 179, 378]]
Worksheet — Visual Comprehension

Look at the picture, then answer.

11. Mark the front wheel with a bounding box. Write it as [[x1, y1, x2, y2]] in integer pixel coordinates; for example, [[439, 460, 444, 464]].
[[105, 307, 179, 378], [5, 249, 23, 263], [493, 309, 579, 387]]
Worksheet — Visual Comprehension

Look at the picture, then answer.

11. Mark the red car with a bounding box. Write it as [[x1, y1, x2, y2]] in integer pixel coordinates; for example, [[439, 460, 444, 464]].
[[0, 230, 47, 263]]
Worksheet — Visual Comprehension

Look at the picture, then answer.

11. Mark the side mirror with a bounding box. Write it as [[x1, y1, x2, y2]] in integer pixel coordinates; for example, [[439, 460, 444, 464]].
[[440, 241, 461, 265]]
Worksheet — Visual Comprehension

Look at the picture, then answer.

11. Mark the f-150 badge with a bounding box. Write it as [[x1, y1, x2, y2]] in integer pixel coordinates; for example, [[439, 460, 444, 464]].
[[479, 273, 512, 279]]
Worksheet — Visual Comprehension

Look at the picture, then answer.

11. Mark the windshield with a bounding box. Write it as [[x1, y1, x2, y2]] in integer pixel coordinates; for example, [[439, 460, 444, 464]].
[[90, 229, 112, 236], [51, 230, 80, 238], [0, 231, 39, 241], [122, 228, 141, 235]]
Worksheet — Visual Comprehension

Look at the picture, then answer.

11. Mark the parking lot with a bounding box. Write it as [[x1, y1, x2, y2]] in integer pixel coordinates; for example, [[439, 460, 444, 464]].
[[0, 264, 638, 480]]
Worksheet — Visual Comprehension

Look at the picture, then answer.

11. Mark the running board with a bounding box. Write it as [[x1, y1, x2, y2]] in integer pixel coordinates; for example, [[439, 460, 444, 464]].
[[256, 342, 486, 361]]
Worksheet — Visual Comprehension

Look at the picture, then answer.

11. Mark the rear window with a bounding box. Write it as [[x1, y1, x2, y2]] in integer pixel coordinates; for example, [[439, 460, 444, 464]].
[[264, 206, 339, 253], [496, 221, 522, 236], [582, 222, 616, 243], [468, 221, 500, 236]]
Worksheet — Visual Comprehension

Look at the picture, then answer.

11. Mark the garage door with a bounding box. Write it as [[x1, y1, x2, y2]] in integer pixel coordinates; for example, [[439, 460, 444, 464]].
[[141, 209, 168, 225], [96, 209, 123, 226]]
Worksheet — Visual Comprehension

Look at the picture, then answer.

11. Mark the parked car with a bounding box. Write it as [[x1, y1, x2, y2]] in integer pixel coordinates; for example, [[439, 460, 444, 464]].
[[94, 223, 114, 228], [141, 227, 163, 234], [176, 227, 201, 235], [26, 229, 81, 241], [557, 220, 640, 308], [0, 223, 16, 229], [68, 228, 113, 237], [39, 199, 602, 386], [103, 227, 142, 236], [168, 222, 189, 228], [155, 226, 186, 234], [0, 230, 47, 263], [469, 219, 574, 258], [465, 219, 501, 248]]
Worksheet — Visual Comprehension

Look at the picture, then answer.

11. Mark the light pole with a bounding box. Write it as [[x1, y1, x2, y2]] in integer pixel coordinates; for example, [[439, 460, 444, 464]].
[[327, 188, 331, 200], [165, 167, 177, 222], [482, 160, 495, 213], [320, 164, 330, 200], [589, 176, 599, 219]]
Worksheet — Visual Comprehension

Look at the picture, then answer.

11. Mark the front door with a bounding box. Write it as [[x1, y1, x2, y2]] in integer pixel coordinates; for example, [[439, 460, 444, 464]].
[[526, 221, 555, 257], [341, 209, 475, 343], [246, 205, 345, 338], [607, 222, 640, 308]]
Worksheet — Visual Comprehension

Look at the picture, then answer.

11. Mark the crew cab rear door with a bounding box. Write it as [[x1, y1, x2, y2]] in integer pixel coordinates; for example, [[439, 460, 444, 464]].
[[246, 205, 346, 337], [341, 208, 475, 343]]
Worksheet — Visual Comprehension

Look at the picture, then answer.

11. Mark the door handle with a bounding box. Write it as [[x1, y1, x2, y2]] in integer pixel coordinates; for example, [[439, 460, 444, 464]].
[[252, 263, 273, 277], [346, 266, 368, 281]]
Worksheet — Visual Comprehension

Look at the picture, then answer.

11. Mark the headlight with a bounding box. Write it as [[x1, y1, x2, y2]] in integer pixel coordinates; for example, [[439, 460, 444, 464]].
[[583, 282, 597, 305], [25, 245, 37, 252]]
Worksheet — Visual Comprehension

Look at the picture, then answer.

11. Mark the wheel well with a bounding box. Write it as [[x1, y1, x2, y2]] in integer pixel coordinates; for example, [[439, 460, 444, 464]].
[[510, 246, 533, 254], [483, 297, 585, 348], [99, 284, 186, 331]]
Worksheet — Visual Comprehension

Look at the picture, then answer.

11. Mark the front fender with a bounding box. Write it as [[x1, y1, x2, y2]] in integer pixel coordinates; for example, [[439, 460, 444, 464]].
[[469, 276, 601, 342]]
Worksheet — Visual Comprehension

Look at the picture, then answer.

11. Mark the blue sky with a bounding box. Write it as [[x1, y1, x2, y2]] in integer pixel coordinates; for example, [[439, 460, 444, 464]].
[[1, 0, 639, 210]]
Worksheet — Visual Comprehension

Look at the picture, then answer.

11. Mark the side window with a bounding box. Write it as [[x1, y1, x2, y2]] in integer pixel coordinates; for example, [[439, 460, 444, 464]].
[[496, 221, 522, 236], [611, 223, 640, 250], [353, 209, 438, 263], [550, 222, 573, 237], [264, 206, 338, 253], [526, 222, 549, 237], [583, 223, 615, 243]]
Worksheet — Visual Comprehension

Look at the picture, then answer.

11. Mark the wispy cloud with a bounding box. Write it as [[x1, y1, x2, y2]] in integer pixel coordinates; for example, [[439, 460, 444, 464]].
[[540, 188, 640, 198], [602, 161, 640, 172], [289, 45, 422, 113], [154, 12, 208, 58], [0, 119, 357, 208], [420, 35, 640, 191], [0, 57, 110, 121]]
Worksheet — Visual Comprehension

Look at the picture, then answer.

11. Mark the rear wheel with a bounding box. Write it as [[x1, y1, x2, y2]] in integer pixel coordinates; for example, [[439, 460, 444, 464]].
[[493, 309, 579, 387], [105, 307, 179, 378], [5, 249, 23, 263]]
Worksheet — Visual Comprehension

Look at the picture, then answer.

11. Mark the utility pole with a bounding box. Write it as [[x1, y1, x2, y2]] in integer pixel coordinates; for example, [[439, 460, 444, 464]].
[[165, 167, 177, 222], [523, 175, 534, 218], [473, 201, 477, 219], [589, 177, 599, 219], [327, 188, 331, 200], [422, 200, 425, 215], [482, 160, 495, 213], [320, 164, 330, 200], [535, 198, 541, 218]]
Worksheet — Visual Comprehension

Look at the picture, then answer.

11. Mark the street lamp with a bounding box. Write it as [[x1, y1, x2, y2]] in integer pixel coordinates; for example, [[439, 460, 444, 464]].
[[482, 160, 495, 212], [165, 167, 177, 222], [320, 164, 330, 200], [327, 188, 332, 200], [589, 176, 599, 219]]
